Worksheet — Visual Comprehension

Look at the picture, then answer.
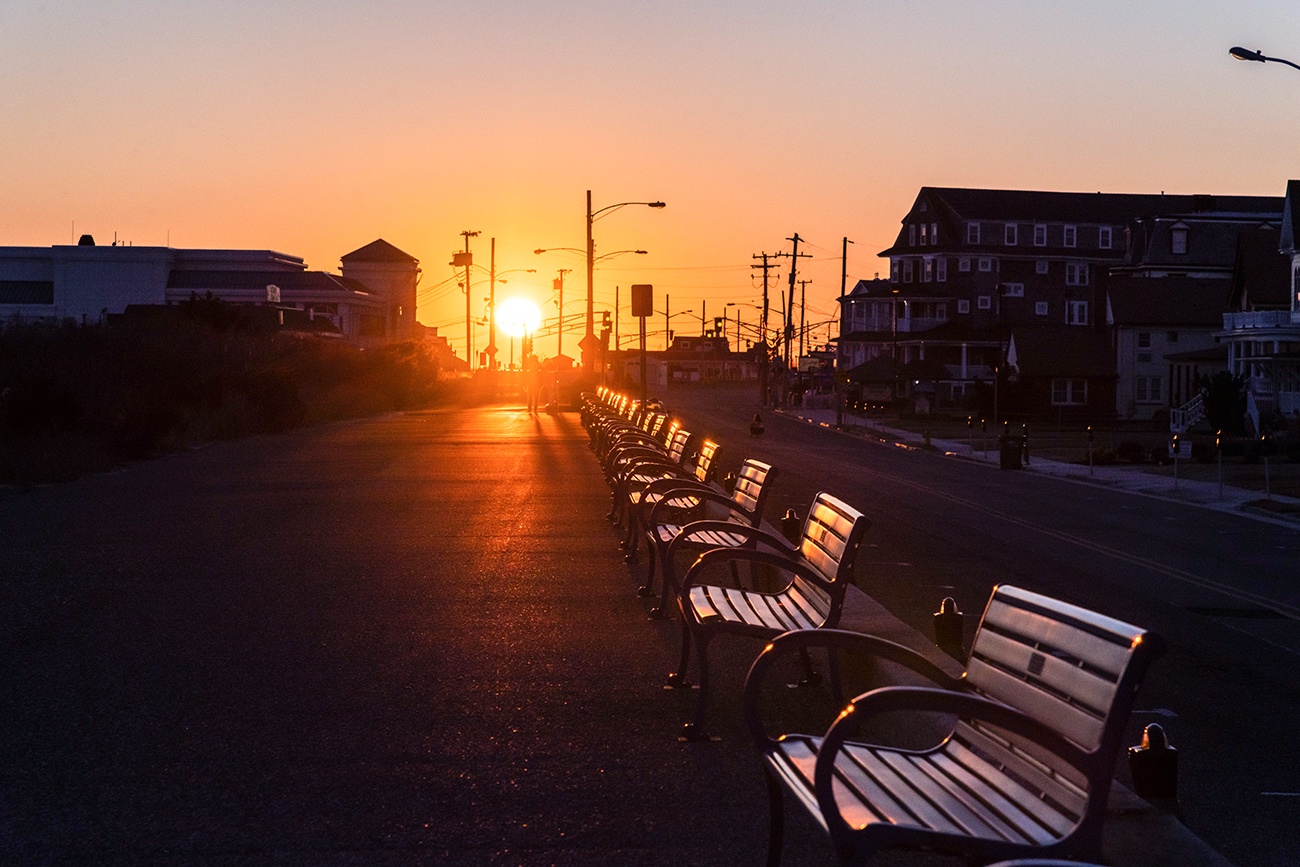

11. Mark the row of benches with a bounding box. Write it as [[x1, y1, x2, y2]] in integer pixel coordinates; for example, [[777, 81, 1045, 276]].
[[580, 388, 1166, 867]]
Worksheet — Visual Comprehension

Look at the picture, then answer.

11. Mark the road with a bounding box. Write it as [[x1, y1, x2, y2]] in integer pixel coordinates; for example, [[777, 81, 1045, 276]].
[[664, 383, 1300, 867]]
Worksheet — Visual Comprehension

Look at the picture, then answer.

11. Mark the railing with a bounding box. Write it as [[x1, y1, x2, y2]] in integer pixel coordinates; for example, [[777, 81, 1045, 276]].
[[1169, 391, 1205, 433], [1222, 310, 1297, 330]]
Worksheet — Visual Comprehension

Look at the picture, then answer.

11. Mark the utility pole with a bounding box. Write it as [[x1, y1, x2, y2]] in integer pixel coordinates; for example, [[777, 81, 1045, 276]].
[[614, 285, 620, 351], [751, 252, 779, 346], [665, 293, 670, 351], [798, 279, 811, 363], [837, 237, 854, 427], [776, 234, 812, 391], [488, 237, 497, 370], [458, 230, 479, 369], [554, 269, 571, 360]]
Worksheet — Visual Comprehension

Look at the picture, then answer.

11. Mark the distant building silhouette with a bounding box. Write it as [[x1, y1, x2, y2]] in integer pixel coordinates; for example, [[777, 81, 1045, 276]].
[[0, 237, 422, 347]]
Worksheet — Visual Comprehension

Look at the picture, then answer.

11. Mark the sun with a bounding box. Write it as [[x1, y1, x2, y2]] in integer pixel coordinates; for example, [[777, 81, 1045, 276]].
[[496, 296, 543, 337]]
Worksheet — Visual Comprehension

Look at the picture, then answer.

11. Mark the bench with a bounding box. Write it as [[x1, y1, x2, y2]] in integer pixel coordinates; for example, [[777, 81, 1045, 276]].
[[605, 426, 692, 527], [637, 458, 778, 615], [667, 491, 870, 740], [618, 438, 722, 559], [742, 584, 1165, 866]]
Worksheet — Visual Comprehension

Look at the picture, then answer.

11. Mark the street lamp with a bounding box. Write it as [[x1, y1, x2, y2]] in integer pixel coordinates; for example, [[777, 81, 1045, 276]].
[[1229, 46, 1300, 71], [586, 191, 665, 373]]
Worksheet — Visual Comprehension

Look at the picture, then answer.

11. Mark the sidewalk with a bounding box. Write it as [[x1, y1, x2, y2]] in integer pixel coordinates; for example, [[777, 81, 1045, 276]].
[[778, 406, 1300, 527]]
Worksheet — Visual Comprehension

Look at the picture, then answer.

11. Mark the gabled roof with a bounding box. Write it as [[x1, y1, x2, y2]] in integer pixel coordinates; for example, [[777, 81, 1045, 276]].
[[341, 239, 419, 264], [1106, 277, 1232, 328]]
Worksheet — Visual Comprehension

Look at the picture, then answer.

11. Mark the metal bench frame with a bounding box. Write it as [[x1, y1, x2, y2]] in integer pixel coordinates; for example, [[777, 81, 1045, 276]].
[[743, 585, 1165, 866]]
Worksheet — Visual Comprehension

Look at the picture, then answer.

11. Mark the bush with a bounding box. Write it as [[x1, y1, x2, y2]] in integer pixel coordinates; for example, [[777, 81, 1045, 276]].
[[0, 310, 445, 484]]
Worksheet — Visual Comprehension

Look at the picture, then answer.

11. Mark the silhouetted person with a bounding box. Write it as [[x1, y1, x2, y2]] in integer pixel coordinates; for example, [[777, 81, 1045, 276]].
[[523, 353, 542, 413]]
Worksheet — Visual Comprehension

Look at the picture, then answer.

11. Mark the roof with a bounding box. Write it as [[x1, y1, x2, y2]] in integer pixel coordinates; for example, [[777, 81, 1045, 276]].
[[1106, 277, 1232, 327], [1282, 179, 1300, 254], [167, 270, 373, 295], [340, 239, 419, 264], [880, 186, 1282, 257]]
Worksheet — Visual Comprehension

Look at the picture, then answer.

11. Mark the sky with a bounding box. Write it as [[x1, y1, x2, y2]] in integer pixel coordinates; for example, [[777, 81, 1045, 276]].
[[3, 1, 1299, 358]]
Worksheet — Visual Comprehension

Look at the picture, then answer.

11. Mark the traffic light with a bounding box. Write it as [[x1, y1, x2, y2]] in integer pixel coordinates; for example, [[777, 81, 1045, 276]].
[[713, 317, 723, 334], [602, 310, 612, 328]]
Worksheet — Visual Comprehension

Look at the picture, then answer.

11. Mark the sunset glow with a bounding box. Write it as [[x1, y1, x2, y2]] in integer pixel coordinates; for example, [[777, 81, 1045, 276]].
[[496, 297, 543, 338]]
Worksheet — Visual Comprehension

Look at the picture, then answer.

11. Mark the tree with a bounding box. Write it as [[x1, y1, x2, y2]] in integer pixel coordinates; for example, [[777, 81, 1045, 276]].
[[1202, 371, 1247, 435]]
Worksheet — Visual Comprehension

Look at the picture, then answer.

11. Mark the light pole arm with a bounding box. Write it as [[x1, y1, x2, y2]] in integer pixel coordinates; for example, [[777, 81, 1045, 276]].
[[1230, 46, 1300, 72]]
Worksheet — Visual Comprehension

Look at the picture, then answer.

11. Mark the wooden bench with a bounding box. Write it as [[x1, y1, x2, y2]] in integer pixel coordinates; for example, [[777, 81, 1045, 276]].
[[667, 491, 870, 740], [637, 458, 778, 614], [605, 426, 692, 527], [742, 584, 1165, 866]]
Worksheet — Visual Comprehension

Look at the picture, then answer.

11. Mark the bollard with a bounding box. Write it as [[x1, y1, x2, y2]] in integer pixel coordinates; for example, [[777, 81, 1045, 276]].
[[750, 412, 765, 436], [780, 508, 801, 544], [933, 597, 964, 658], [1128, 723, 1180, 814], [722, 471, 737, 493]]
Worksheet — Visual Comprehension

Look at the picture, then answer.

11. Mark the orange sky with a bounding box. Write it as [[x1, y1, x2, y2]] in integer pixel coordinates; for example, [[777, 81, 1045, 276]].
[[3, 2, 1298, 359]]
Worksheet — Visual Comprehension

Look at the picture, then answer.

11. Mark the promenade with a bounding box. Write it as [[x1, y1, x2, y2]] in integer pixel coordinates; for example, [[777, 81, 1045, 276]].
[[0, 401, 1234, 865]]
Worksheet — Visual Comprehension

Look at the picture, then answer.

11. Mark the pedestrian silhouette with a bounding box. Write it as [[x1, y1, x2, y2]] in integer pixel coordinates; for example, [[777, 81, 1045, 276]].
[[523, 353, 542, 413]]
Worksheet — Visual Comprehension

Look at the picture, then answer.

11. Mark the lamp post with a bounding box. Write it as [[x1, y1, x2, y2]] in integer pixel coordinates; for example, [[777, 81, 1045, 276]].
[[1229, 46, 1300, 72], [538, 247, 647, 382], [586, 191, 665, 374]]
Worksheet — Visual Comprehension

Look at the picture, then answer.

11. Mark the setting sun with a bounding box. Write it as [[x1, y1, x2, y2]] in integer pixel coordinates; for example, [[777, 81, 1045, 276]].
[[496, 296, 543, 338]]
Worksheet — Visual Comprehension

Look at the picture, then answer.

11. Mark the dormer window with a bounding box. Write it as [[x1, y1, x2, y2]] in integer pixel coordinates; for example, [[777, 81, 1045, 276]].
[[1063, 225, 1077, 247], [1005, 224, 1018, 246], [1171, 225, 1188, 255], [1099, 226, 1113, 249], [919, 223, 929, 244], [967, 223, 981, 244], [909, 224, 917, 246]]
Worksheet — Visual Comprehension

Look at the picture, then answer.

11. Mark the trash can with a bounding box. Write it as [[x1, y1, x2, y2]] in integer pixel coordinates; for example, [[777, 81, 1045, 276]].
[[998, 434, 1023, 469]]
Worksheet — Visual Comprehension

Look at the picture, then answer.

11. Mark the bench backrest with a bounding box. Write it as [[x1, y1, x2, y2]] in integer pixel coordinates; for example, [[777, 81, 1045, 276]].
[[787, 493, 870, 626], [726, 460, 777, 525], [957, 585, 1165, 819], [691, 439, 721, 485], [665, 428, 691, 465]]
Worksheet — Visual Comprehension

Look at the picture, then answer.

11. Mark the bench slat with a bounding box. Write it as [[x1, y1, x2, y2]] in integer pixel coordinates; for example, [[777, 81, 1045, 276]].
[[972, 629, 1121, 721]]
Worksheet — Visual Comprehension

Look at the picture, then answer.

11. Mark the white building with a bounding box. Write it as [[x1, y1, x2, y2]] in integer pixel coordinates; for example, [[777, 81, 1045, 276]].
[[0, 236, 420, 346]]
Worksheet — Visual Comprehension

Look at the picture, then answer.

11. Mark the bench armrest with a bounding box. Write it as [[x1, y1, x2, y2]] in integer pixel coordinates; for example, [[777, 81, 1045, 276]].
[[666, 521, 797, 565], [679, 544, 832, 604], [813, 686, 1094, 846], [743, 628, 964, 748], [643, 481, 732, 525]]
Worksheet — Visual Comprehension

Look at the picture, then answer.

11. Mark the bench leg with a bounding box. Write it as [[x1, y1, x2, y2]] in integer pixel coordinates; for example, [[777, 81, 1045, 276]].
[[637, 538, 657, 598], [764, 767, 786, 867], [680, 632, 715, 741]]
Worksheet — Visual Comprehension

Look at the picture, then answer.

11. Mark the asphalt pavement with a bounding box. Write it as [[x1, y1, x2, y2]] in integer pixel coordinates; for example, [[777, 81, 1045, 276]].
[[0, 400, 1237, 865]]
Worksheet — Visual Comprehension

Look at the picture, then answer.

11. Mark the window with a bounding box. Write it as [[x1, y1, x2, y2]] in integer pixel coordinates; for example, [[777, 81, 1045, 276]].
[[1066, 262, 1089, 285], [1137, 332, 1151, 348], [1005, 223, 1018, 245], [1067, 300, 1089, 325], [977, 295, 992, 310], [957, 299, 971, 314], [1171, 227, 1188, 255], [1167, 330, 1178, 343], [909, 224, 917, 246], [1138, 351, 1152, 363], [930, 223, 938, 245], [936, 257, 947, 282], [1052, 378, 1088, 405], [1064, 225, 1077, 247], [903, 259, 914, 282], [1134, 376, 1163, 403], [919, 223, 928, 245], [890, 258, 900, 283], [923, 258, 933, 282], [1036, 260, 1049, 274], [967, 223, 981, 244], [1099, 226, 1113, 249], [958, 257, 971, 272], [1035, 301, 1049, 316], [1034, 224, 1047, 246], [1002, 283, 1024, 297], [978, 258, 993, 272]]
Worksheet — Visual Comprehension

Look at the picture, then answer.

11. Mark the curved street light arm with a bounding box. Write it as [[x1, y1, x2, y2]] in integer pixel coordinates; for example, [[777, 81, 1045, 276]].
[[1230, 46, 1300, 72]]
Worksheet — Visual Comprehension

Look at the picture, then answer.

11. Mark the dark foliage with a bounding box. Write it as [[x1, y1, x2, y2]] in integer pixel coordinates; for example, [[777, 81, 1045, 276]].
[[0, 301, 443, 483]]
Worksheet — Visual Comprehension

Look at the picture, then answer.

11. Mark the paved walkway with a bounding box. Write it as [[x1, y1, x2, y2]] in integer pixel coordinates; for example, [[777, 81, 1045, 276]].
[[0, 403, 1235, 865]]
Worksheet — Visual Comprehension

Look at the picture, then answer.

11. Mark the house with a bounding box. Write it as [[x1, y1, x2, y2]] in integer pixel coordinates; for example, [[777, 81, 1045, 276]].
[[1218, 179, 1300, 433], [847, 186, 1281, 421], [0, 236, 421, 347]]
